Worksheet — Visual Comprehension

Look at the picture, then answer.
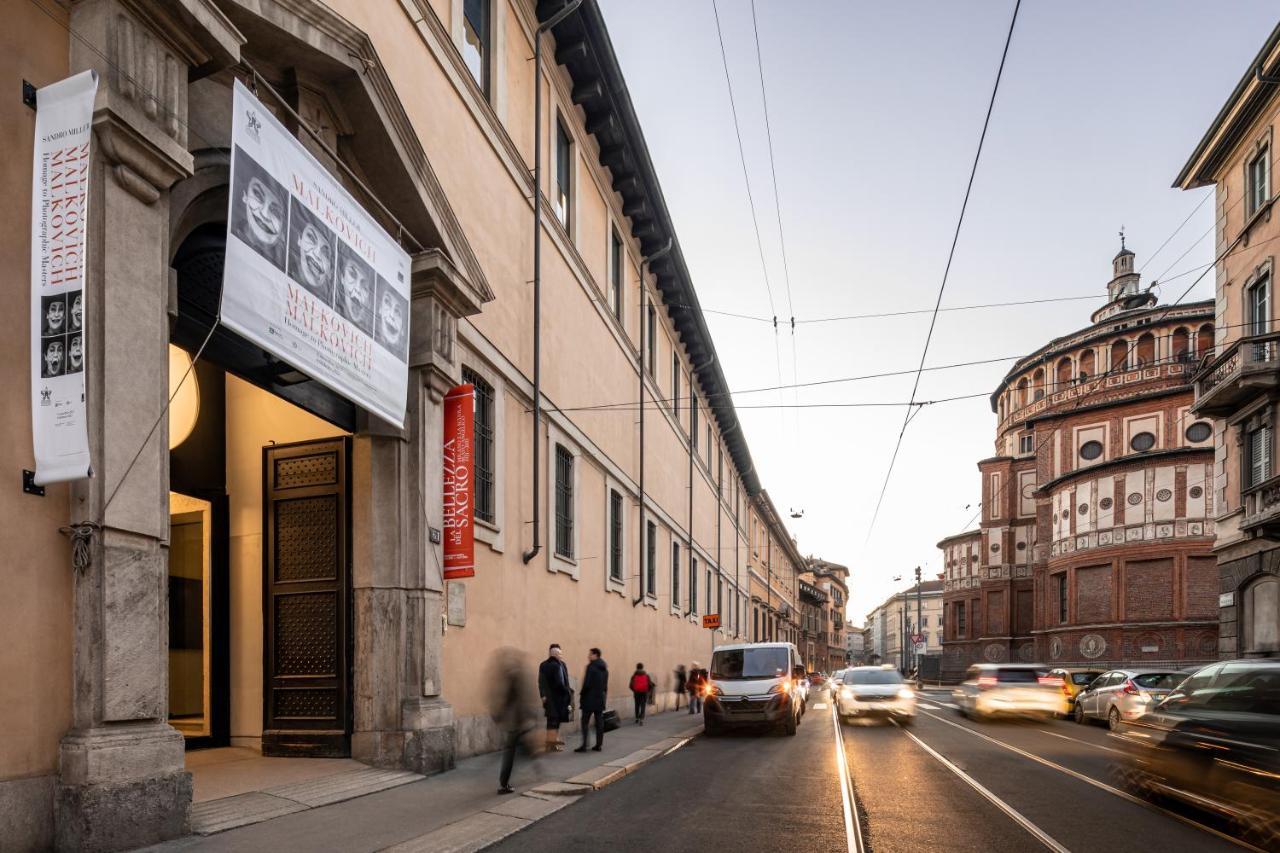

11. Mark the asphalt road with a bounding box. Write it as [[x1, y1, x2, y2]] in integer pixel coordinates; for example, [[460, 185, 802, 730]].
[[490, 687, 1261, 852]]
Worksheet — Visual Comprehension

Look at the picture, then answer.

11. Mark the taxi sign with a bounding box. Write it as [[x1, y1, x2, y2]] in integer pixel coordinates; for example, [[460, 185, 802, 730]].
[[702, 614, 721, 629]]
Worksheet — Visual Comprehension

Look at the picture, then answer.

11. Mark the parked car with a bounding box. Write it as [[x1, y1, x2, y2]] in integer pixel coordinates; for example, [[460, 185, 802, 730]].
[[808, 672, 826, 688], [702, 642, 806, 737], [1045, 667, 1106, 712], [1073, 669, 1182, 730], [835, 665, 916, 725], [1110, 659, 1280, 848], [952, 664, 1067, 721]]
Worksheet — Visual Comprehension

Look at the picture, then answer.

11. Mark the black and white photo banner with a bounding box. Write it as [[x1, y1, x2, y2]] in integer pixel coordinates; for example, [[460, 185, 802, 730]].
[[31, 70, 97, 486], [223, 81, 411, 426]]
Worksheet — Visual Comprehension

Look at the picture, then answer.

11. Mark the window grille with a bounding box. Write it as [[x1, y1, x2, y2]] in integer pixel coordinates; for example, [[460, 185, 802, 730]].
[[462, 368, 495, 524], [608, 489, 623, 580], [554, 444, 574, 558]]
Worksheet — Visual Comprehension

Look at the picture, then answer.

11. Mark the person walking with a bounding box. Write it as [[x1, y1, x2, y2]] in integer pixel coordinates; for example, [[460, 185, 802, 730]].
[[574, 648, 608, 753], [537, 643, 572, 751], [687, 661, 707, 715], [489, 647, 537, 795], [629, 663, 652, 725], [673, 664, 687, 711]]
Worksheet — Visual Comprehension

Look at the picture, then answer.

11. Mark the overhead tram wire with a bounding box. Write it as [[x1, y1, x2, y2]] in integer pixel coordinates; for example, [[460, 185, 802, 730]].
[[865, 0, 1023, 546], [1138, 191, 1212, 274], [711, 0, 787, 423]]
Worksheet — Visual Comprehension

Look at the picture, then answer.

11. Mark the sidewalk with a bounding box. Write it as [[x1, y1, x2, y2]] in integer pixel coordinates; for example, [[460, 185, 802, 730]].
[[139, 709, 703, 853]]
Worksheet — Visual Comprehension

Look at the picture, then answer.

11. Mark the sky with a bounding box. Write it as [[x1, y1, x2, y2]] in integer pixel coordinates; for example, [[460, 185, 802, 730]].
[[596, 0, 1278, 625]]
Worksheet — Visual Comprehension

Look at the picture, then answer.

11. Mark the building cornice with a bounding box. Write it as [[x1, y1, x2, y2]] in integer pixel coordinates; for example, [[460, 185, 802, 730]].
[[1036, 446, 1212, 495]]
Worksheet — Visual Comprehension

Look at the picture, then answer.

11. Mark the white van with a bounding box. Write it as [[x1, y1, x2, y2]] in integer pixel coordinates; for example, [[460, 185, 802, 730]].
[[702, 642, 805, 736]]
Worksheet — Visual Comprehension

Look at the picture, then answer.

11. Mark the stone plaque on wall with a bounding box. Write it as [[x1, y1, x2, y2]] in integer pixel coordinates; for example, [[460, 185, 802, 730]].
[[447, 580, 466, 626]]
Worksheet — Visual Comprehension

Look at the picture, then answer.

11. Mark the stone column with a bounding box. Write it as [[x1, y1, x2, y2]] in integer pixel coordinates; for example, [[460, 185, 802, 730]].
[[55, 3, 239, 851], [351, 250, 483, 775]]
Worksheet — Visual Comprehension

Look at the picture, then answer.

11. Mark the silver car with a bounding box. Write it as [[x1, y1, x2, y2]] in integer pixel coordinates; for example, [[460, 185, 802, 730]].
[[1073, 669, 1183, 730]]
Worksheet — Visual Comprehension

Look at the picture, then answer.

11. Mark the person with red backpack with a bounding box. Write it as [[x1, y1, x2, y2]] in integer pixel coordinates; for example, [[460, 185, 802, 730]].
[[629, 664, 653, 724]]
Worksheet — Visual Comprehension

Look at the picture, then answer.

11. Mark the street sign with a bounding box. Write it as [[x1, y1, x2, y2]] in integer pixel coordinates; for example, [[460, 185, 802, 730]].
[[913, 642, 927, 655], [702, 614, 721, 629], [911, 633, 923, 644]]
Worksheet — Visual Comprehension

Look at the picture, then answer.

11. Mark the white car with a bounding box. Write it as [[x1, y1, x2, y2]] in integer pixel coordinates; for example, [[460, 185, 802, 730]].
[[952, 664, 1068, 721], [835, 666, 916, 725]]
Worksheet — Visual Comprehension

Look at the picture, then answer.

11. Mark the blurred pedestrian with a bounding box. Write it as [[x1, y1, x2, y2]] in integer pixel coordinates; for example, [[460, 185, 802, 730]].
[[687, 662, 708, 714], [629, 663, 652, 725], [488, 647, 539, 794], [574, 648, 609, 752], [537, 643, 571, 751], [673, 664, 687, 710]]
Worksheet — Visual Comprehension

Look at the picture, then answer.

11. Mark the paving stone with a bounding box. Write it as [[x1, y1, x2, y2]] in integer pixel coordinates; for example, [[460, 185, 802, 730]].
[[383, 812, 529, 853], [484, 794, 580, 821], [603, 748, 661, 771], [189, 792, 308, 835], [564, 765, 626, 789], [266, 767, 423, 807], [526, 781, 592, 797]]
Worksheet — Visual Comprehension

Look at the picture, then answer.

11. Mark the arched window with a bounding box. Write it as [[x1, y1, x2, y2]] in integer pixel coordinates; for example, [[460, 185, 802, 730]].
[[1056, 357, 1072, 387], [1242, 575, 1280, 654], [1171, 327, 1190, 361], [1016, 377, 1029, 408], [1079, 349, 1095, 380], [1197, 324, 1214, 357], [1110, 339, 1129, 372], [1033, 368, 1045, 401], [1136, 333, 1155, 366]]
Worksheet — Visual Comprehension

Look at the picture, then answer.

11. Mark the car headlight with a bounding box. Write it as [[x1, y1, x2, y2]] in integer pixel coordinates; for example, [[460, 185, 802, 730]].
[[704, 684, 723, 698], [767, 682, 790, 695], [897, 688, 915, 700], [840, 688, 854, 699]]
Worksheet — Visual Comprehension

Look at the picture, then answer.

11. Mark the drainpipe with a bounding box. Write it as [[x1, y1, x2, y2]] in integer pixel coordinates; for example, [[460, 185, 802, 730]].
[[686, 350, 716, 616], [635, 239, 673, 606], [523, 0, 583, 565]]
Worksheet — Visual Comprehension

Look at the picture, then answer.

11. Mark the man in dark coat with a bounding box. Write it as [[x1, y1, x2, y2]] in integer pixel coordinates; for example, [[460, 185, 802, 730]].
[[574, 648, 609, 752], [537, 643, 571, 751]]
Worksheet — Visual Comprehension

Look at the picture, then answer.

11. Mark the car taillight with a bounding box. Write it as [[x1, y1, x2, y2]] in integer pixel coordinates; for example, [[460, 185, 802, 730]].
[[1121, 679, 1139, 696], [1038, 676, 1064, 689], [977, 676, 998, 690]]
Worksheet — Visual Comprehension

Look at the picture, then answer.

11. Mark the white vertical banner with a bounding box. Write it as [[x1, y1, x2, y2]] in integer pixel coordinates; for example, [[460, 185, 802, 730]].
[[221, 81, 411, 425], [31, 70, 98, 486]]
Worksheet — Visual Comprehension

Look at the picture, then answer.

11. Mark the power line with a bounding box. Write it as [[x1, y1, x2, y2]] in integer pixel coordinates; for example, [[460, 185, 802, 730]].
[[1138, 191, 1212, 274], [551, 392, 991, 414], [866, 0, 1022, 545]]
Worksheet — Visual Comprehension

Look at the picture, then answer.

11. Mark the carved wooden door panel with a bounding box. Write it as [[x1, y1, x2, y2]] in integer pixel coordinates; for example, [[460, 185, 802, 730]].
[[262, 438, 351, 757]]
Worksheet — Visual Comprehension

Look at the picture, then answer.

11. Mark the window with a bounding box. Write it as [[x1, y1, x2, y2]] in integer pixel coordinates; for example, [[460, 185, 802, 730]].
[[1248, 424, 1273, 488], [705, 568, 712, 618], [609, 230, 623, 322], [608, 489, 623, 581], [1019, 433, 1034, 454], [691, 394, 699, 449], [646, 299, 657, 374], [671, 542, 681, 608], [1185, 421, 1213, 443], [671, 355, 681, 416], [462, 368, 495, 524], [1129, 431, 1156, 452], [554, 118, 572, 230], [1056, 573, 1067, 623], [1242, 576, 1279, 653], [645, 521, 656, 596], [690, 556, 698, 614], [1079, 440, 1104, 461], [955, 602, 966, 638], [554, 444, 574, 558], [461, 0, 490, 95], [1248, 145, 1270, 216], [1248, 274, 1270, 337]]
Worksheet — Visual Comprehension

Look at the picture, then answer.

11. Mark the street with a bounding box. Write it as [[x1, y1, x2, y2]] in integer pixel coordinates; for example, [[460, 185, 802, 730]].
[[492, 687, 1255, 853]]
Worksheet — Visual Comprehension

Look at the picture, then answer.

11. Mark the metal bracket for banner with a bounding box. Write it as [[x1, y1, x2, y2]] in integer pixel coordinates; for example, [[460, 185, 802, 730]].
[[22, 469, 44, 496], [22, 80, 37, 110]]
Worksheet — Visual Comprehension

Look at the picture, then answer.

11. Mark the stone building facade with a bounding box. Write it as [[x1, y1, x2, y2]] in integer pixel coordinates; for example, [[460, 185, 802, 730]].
[[865, 580, 943, 674], [1176, 22, 1280, 660], [937, 246, 1220, 681], [0, 2, 812, 850]]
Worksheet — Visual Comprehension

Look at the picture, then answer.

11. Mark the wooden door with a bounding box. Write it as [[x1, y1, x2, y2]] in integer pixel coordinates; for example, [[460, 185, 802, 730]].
[[262, 438, 351, 757]]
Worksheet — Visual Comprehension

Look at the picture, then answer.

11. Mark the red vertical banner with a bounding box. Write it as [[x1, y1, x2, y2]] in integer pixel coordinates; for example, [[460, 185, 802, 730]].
[[442, 383, 475, 578]]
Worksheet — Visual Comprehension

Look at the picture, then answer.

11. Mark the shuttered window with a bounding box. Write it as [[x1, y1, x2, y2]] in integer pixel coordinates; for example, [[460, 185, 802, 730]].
[[671, 542, 681, 608], [554, 444, 574, 558], [608, 489, 623, 580], [1249, 425, 1273, 488], [462, 367, 495, 524], [690, 555, 698, 614]]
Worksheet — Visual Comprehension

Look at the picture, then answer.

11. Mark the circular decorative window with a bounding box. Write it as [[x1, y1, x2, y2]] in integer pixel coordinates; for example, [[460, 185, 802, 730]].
[[1156, 488, 1173, 502], [1021, 484, 1035, 498], [1189, 486, 1204, 499], [991, 543, 1001, 553], [1099, 497, 1114, 510], [1078, 503, 1089, 515], [1130, 431, 1156, 452], [1185, 422, 1212, 443], [1079, 440, 1104, 460], [1061, 509, 1070, 519], [1127, 492, 1143, 506], [1016, 541, 1026, 551]]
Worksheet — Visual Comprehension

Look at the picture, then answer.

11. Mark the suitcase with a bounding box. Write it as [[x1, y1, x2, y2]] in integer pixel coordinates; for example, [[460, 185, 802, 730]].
[[601, 709, 621, 732]]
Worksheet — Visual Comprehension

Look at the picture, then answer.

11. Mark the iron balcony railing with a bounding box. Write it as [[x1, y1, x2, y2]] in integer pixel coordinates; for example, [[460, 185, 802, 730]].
[[1241, 471, 1280, 536], [1193, 331, 1280, 418]]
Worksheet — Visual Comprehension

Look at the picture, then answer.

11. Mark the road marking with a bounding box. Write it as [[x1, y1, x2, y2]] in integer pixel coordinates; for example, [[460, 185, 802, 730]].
[[939, 702, 960, 709], [812, 703, 828, 710], [1036, 728, 1127, 756], [831, 703, 866, 853], [918, 703, 942, 710], [917, 710, 1261, 851], [894, 721, 1069, 853]]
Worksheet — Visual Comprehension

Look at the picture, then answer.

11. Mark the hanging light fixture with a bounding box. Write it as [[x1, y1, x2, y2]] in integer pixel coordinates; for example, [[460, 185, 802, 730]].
[[168, 344, 200, 450]]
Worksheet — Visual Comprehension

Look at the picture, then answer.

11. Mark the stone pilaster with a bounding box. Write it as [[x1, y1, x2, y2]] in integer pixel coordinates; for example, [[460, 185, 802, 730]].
[[351, 249, 483, 775], [55, 3, 240, 851]]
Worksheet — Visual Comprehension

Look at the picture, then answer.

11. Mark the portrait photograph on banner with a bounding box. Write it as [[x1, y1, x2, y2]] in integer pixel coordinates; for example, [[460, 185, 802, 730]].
[[221, 80, 411, 427]]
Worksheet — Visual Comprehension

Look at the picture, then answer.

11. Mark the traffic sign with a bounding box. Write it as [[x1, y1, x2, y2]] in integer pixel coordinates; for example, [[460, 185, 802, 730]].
[[702, 614, 721, 629], [911, 633, 924, 644]]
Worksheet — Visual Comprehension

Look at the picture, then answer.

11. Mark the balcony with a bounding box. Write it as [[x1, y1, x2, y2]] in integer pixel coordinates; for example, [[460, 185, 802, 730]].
[[1194, 332, 1280, 418], [1241, 472, 1280, 537]]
